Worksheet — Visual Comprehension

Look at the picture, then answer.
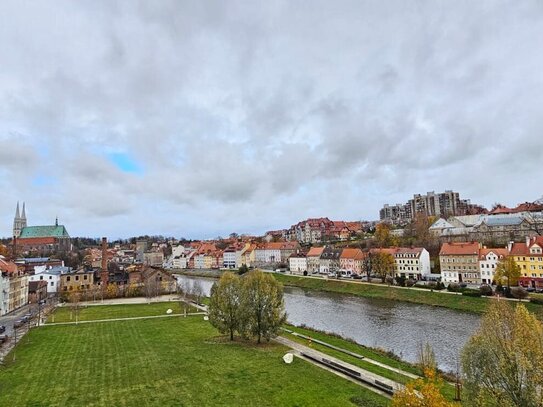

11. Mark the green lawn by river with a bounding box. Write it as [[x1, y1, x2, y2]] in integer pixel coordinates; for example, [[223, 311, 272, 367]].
[[0, 304, 389, 407]]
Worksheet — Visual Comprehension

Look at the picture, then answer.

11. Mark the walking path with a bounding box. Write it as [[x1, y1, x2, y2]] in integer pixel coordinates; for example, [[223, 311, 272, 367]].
[[281, 328, 419, 380], [74, 294, 180, 307], [43, 312, 207, 326], [275, 335, 403, 398]]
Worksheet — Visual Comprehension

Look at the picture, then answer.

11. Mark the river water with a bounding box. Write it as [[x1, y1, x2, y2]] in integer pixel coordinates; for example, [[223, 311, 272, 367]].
[[175, 274, 480, 372]]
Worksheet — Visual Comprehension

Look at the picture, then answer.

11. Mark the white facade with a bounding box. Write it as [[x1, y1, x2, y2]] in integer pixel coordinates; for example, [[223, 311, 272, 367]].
[[223, 251, 236, 268], [194, 254, 206, 269], [394, 248, 431, 280], [0, 274, 9, 316], [289, 256, 307, 274], [479, 250, 506, 285], [28, 271, 61, 294]]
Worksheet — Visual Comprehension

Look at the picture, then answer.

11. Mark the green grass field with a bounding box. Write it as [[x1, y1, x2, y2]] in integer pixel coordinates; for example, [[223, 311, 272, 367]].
[[273, 274, 543, 317], [48, 301, 199, 323], [1, 306, 389, 406]]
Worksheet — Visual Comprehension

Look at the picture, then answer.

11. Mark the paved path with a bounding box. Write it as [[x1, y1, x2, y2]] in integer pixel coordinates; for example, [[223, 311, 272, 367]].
[[282, 328, 419, 380], [275, 335, 402, 398], [75, 294, 180, 307], [43, 312, 207, 326]]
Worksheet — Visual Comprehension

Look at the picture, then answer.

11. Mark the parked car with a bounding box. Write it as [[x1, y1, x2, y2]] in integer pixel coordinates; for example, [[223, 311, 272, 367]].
[[0, 325, 5, 334], [352, 274, 362, 280], [14, 319, 25, 328], [526, 287, 536, 292], [0, 334, 8, 344]]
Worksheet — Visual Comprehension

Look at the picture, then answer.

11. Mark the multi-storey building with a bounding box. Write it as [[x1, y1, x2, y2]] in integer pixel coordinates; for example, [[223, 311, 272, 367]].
[[306, 247, 324, 273], [478, 248, 508, 285], [0, 256, 28, 315], [509, 236, 543, 289], [370, 247, 431, 280], [254, 242, 300, 265], [339, 248, 365, 274], [319, 247, 342, 274], [223, 248, 237, 269], [288, 253, 307, 274], [380, 190, 485, 225], [60, 269, 95, 292], [439, 242, 481, 284]]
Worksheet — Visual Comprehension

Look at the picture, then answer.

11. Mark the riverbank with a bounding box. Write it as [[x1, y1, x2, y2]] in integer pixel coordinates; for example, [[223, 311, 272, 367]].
[[273, 274, 543, 317], [174, 269, 543, 317]]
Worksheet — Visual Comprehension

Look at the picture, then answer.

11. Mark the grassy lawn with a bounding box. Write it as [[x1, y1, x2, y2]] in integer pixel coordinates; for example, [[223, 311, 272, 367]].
[[284, 324, 458, 402], [48, 301, 199, 323], [1, 312, 389, 406], [273, 274, 543, 317]]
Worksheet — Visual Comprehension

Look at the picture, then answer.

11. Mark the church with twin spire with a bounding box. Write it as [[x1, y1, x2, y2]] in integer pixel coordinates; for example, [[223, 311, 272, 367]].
[[12, 202, 72, 254]]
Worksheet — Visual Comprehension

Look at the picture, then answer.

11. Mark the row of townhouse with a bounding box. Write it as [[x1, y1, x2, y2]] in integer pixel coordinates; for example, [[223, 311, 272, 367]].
[[439, 237, 543, 288], [0, 256, 29, 316], [289, 246, 431, 280], [267, 218, 364, 244]]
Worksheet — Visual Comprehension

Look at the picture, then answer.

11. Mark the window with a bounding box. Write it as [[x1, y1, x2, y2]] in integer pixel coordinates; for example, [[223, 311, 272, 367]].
[[84, 275, 88, 280], [75, 276, 79, 281], [50, 282, 54, 286], [66, 276, 71, 282]]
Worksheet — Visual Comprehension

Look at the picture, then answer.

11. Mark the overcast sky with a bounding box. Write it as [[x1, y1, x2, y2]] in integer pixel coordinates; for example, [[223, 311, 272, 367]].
[[0, 1, 541, 239]]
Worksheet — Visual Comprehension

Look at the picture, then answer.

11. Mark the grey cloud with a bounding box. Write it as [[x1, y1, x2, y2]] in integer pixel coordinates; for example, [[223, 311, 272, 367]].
[[0, 0, 542, 237]]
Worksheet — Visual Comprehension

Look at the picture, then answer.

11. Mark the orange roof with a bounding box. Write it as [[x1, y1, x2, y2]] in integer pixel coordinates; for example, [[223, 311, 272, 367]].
[[440, 242, 480, 256], [340, 248, 364, 260], [0, 257, 18, 274], [307, 247, 325, 257]]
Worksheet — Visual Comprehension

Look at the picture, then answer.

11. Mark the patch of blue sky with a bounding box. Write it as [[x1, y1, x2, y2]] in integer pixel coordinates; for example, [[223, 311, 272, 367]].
[[32, 175, 58, 186], [107, 152, 144, 175]]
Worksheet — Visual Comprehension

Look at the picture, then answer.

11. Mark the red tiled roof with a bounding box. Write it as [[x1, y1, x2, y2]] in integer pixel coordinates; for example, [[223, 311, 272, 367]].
[[307, 247, 325, 257], [440, 242, 480, 256], [0, 257, 18, 274], [340, 248, 364, 260]]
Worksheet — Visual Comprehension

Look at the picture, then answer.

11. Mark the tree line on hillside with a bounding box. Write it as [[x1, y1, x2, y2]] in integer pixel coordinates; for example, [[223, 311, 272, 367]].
[[208, 270, 286, 343]]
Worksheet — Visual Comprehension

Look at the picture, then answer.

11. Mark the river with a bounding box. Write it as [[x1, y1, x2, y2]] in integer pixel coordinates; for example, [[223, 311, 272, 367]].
[[175, 274, 480, 372]]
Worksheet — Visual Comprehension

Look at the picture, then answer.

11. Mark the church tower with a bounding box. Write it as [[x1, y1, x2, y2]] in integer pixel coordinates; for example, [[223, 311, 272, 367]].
[[13, 201, 27, 238]]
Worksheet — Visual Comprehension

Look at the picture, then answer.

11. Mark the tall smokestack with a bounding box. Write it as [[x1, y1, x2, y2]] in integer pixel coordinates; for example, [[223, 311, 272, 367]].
[[101, 237, 108, 286]]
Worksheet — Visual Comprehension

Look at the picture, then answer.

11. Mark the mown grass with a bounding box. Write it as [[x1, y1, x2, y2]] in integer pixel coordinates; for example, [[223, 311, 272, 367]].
[[284, 324, 458, 403], [48, 301, 199, 323], [1, 312, 389, 406], [273, 274, 543, 317]]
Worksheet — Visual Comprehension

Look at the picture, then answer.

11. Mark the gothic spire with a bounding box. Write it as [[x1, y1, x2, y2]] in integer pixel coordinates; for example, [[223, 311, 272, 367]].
[[15, 201, 20, 219], [22, 202, 26, 219]]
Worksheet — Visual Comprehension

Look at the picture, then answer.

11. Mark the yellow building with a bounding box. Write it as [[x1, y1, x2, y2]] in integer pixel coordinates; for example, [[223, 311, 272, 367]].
[[509, 236, 543, 289], [60, 269, 95, 291]]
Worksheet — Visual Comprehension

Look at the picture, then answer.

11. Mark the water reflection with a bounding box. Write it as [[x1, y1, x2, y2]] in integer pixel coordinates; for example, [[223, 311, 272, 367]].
[[175, 274, 480, 372]]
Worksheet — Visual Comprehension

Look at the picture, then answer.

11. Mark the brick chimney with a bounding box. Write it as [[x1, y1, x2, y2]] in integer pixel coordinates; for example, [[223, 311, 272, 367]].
[[101, 237, 108, 286]]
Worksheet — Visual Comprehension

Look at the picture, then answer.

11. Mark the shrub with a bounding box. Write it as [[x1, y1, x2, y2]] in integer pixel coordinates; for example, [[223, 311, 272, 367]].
[[462, 290, 482, 298], [448, 283, 461, 292], [406, 279, 416, 287], [510, 286, 528, 301], [303, 270, 308, 276], [479, 285, 494, 296], [395, 276, 406, 287]]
